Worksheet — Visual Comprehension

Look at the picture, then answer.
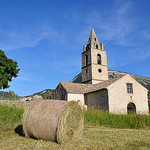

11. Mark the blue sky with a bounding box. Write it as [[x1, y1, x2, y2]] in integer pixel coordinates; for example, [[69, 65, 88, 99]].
[[0, 0, 150, 96]]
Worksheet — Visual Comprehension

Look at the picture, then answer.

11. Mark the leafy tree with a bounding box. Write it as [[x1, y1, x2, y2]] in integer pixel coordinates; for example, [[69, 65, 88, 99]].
[[0, 49, 20, 89]]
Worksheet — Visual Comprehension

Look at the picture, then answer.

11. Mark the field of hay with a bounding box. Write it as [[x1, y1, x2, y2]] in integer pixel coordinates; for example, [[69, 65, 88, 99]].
[[0, 102, 150, 150]]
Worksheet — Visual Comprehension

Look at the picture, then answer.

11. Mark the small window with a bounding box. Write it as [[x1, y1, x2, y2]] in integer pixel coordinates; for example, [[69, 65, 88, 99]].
[[96, 45, 98, 49], [126, 83, 133, 93], [86, 69, 87, 74], [94, 38, 96, 41], [85, 55, 88, 66], [97, 54, 101, 64]]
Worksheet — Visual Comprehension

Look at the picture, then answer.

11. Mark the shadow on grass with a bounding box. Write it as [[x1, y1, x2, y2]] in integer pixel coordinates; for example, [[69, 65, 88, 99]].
[[14, 124, 38, 140], [14, 124, 25, 137]]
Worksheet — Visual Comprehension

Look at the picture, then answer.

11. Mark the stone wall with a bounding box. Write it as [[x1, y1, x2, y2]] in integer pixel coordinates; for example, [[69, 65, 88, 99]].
[[85, 89, 108, 109], [50, 83, 67, 100], [82, 49, 92, 83], [91, 49, 108, 84], [67, 93, 85, 108], [67, 93, 84, 104]]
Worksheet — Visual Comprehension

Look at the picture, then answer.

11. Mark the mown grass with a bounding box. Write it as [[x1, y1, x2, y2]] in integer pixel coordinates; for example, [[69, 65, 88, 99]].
[[84, 107, 150, 129]]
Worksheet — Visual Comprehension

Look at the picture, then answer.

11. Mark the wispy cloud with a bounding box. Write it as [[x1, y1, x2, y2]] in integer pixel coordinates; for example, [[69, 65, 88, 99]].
[[16, 72, 41, 82], [0, 22, 61, 51], [84, 1, 134, 46], [0, 29, 46, 51], [70, 1, 137, 49], [119, 46, 150, 66]]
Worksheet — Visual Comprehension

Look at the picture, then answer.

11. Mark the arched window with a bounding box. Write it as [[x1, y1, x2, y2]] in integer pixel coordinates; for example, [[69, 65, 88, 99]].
[[86, 44, 90, 51], [97, 54, 101, 64]]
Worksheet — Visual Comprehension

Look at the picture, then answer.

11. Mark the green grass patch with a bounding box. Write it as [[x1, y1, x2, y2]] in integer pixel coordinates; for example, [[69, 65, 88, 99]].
[[84, 107, 150, 129], [0, 104, 24, 131]]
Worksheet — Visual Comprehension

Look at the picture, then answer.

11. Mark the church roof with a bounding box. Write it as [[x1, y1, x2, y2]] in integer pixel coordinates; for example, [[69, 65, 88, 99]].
[[60, 82, 92, 94], [60, 75, 124, 94]]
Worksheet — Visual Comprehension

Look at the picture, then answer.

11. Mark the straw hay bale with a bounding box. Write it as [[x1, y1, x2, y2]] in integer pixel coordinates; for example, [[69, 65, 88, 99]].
[[77, 100, 87, 110], [23, 99, 83, 143]]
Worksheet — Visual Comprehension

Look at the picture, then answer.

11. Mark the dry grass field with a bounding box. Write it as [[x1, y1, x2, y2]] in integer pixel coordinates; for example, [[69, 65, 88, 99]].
[[0, 125, 150, 150]]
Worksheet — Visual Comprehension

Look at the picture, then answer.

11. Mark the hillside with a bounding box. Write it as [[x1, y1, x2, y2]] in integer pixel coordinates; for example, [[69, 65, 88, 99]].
[[0, 90, 19, 100], [0, 89, 54, 101], [20, 89, 54, 101], [0, 91, 11, 99], [70, 70, 150, 99]]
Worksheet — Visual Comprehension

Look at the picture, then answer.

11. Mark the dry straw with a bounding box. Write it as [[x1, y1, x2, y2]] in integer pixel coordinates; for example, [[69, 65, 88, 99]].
[[23, 99, 83, 143]]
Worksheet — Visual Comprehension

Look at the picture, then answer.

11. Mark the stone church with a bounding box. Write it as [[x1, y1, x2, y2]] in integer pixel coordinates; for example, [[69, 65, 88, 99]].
[[51, 29, 149, 115]]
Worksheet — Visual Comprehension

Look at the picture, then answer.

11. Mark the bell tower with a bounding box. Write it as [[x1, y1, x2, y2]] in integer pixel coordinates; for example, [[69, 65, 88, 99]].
[[81, 29, 108, 84]]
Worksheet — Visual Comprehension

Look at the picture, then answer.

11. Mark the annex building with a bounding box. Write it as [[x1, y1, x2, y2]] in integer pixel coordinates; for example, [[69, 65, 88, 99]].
[[51, 29, 149, 115]]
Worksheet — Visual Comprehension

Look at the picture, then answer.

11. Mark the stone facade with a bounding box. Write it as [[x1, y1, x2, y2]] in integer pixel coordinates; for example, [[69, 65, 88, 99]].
[[51, 84, 67, 100], [84, 74, 149, 115], [107, 74, 149, 115]]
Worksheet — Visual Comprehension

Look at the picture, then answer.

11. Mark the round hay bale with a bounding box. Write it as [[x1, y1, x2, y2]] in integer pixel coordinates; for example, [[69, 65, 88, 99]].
[[23, 99, 83, 143]]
